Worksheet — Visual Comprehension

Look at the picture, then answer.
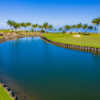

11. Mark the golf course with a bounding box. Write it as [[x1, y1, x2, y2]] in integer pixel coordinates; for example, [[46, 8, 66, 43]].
[[0, 0, 100, 100], [43, 33, 100, 48]]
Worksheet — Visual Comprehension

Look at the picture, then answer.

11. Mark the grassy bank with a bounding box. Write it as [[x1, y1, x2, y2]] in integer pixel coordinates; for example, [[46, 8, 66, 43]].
[[0, 31, 100, 48], [0, 84, 14, 100], [0, 36, 3, 39], [43, 33, 100, 48], [0, 29, 41, 36], [0, 29, 11, 33]]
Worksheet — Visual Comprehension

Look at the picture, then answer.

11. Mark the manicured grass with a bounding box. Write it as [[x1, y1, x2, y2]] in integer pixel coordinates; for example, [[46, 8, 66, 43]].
[[43, 33, 100, 48], [18, 32, 36, 35], [0, 30, 11, 33], [18, 32, 41, 35], [0, 36, 3, 39], [0, 84, 14, 100]]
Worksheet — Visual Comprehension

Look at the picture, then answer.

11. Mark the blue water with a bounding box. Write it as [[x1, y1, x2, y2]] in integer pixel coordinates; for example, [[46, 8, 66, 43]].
[[0, 37, 100, 100]]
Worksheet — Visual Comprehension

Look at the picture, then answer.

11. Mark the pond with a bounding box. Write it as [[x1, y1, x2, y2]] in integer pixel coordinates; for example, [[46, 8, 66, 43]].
[[0, 37, 100, 100]]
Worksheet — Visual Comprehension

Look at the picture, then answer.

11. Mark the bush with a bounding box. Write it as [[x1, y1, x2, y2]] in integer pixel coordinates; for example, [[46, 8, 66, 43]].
[[41, 30, 45, 33]]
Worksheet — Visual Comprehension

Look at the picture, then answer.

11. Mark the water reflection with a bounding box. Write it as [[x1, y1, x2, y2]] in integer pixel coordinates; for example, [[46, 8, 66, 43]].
[[0, 37, 100, 100]]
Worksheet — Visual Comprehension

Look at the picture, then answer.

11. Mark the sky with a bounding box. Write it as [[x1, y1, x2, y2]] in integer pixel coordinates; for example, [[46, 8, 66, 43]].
[[0, 0, 100, 28]]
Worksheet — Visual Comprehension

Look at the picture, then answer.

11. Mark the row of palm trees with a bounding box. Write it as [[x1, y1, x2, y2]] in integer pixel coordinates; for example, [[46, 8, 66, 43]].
[[7, 17, 100, 33], [92, 17, 100, 32], [7, 20, 53, 32], [59, 17, 100, 33], [59, 24, 94, 33]]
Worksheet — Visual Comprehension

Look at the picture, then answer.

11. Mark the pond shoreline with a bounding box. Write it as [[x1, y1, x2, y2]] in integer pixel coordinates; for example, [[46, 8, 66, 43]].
[[0, 34, 100, 100], [0, 34, 24, 43], [0, 75, 32, 100], [41, 36, 100, 55], [1, 33, 100, 55], [0, 33, 41, 43], [0, 33, 42, 100], [0, 82, 16, 100]]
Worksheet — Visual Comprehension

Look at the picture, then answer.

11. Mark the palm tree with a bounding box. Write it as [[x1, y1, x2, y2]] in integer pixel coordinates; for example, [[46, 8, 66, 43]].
[[26, 22, 32, 31], [43, 22, 49, 32], [38, 25, 45, 32], [7, 20, 21, 31], [7, 20, 15, 30], [38, 25, 42, 32], [59, 27, 63, 32], [21, 22, 27, 31], [77, 23, 83, 33], [83, 24, 88, 33], [64, 25, 71, 33], [92, 17, 100, 33], [48, 25, 53, 32], [88, 25, 94, 33], [13, 22, 21, 31], [32, 24, 38, 32], [72, 25, 77, 33]]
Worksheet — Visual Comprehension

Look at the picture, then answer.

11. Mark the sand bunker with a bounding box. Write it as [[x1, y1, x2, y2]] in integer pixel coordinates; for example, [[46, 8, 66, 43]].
[[73, 35, 80, 38]]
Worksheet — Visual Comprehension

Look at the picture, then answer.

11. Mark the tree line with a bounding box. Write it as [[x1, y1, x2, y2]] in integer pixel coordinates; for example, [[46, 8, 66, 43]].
[[7, 20, 53, 33], [7, 17, 100, 34]]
